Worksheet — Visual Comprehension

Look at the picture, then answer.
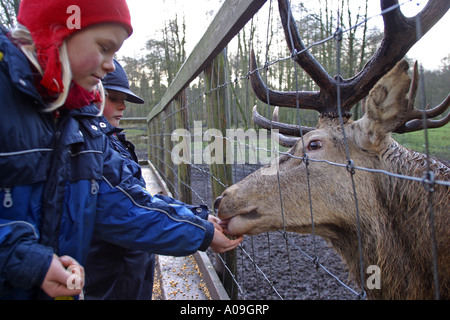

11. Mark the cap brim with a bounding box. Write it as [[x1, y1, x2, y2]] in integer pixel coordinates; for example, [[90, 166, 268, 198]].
[[104, 85, 145, 104]]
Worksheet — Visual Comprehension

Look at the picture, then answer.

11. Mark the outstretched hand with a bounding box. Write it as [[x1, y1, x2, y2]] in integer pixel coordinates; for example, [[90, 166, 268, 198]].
[[208, 215, 243, 253]]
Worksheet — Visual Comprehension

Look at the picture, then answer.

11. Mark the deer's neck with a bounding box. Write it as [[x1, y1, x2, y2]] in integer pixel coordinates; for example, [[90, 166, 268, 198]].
[[382, 139, 450, 182], [328, 140, 449, 299]]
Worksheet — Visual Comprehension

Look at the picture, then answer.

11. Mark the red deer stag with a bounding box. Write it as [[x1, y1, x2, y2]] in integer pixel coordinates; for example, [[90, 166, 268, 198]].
[[215, 0, 450, 299]]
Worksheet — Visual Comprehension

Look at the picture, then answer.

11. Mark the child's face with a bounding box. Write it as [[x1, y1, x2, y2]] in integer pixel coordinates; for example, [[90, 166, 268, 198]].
[[104, 90, 127, 127], [66, 24, 129, 92]]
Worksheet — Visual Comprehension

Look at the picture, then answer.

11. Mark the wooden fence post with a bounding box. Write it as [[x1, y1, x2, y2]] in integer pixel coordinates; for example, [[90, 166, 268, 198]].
[[156, 113, 164, 175], [205, 49, 237, 299], [164, 103, 176, 196], [174, 91, 192, 205], [148, 120, 156, 166]]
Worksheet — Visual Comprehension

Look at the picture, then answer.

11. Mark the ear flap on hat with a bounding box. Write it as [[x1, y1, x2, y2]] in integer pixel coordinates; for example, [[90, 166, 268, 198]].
[[38, 45, 64, 94]]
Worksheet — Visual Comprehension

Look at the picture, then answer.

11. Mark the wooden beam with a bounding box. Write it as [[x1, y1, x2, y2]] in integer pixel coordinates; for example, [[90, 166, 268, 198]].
[[147, 0, 267, 122], [174, 92, 192, 204]]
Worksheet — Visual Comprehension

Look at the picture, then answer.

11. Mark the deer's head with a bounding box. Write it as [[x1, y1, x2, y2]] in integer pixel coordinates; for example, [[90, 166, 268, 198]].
[[215, 0, 449, 238]]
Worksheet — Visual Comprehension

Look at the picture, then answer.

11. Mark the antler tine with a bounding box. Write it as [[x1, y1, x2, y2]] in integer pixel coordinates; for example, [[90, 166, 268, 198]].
[[274, 133, 300, 149], [342, 0, 450, 109], [252, 106, 315, 137], [423, 94, 450, 119], [272, 107, 302, 148], [394, 61, 450, 134], [395, 94, 450, 134], [249, 49, 322, 112], [278, 0, 335, 96]]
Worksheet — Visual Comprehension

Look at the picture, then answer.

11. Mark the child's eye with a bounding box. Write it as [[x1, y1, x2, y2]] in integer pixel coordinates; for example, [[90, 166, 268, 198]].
[[99, 44, 109, 53]]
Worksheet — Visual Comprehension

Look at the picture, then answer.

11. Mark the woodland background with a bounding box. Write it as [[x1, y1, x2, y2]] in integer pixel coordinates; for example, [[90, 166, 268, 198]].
[[1, 0, 449, 159]]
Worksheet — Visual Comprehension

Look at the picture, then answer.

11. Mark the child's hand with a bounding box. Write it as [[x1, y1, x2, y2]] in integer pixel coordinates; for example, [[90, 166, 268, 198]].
[[209, 228, 243, 253], [41, 254, 84, 298]]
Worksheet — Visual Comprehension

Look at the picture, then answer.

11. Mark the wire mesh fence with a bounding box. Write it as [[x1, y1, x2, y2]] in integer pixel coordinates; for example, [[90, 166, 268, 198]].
[[143, 0, 449, 300]]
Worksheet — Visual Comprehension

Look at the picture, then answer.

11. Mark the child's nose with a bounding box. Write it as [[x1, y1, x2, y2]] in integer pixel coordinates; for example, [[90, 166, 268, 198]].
[[103, 59, 115, 73]]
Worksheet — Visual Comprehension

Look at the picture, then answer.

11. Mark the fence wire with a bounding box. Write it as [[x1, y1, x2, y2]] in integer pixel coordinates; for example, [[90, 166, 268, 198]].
[[146, 0, 448, 300]]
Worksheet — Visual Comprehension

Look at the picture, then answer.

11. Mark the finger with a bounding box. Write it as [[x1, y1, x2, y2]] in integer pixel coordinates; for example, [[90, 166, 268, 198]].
[[222, 235, 244, 253], [208, 215, 220, 224], [212, 221, 223, 232], [59, 256, 85, 287], [59, 255, 80, 267], [230, 235, 243, 248], [208, 215, 224, 232]]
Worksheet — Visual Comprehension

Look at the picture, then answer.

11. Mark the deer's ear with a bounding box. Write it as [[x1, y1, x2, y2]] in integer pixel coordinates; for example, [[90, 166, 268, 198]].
[[353, 60, 412, 149]]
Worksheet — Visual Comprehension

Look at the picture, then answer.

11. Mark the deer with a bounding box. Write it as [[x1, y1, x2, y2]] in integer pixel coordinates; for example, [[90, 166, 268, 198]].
[[214, 0, 450, 299]]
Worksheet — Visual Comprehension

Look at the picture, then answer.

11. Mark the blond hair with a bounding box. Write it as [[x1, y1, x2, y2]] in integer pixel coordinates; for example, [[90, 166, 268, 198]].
[[10, 24, 105, 114]]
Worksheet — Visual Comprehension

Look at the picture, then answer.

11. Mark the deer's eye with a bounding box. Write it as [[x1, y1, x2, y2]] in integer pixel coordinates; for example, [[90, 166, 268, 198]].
[[307, 140, 323, 151]]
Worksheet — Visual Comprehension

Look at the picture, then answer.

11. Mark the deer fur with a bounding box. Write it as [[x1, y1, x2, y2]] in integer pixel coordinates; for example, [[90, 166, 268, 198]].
[[216, 61, 450, 299]]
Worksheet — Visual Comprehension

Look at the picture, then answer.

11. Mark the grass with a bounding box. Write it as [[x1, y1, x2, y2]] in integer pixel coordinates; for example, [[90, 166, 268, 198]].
[[391, 125, 450, 161], [121, 128, 146, 138]]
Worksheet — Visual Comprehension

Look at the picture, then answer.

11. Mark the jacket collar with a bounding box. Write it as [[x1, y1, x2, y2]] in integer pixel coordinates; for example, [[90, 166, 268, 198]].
[[96, 115, 124, 136]]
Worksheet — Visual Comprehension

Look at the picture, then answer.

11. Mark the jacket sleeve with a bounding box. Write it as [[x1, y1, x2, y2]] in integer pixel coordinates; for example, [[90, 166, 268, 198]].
[[94, 145, 214, 257], [0, 219, 53, 296], [153, 194, 210, 220]]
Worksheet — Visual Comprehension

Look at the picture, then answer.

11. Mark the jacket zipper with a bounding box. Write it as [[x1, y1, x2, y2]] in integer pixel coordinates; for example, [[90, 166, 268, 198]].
[[3, 187, 13, 208], [91, 179, 99, 195]]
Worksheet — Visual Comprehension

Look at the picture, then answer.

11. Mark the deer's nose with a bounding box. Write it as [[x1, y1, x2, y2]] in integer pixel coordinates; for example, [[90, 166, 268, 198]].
[[214, 196, 223, 214]]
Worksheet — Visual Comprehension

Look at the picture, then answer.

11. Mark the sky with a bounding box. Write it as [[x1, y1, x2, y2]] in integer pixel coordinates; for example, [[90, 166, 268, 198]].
[[119, 0, 220, 59], [119, 0, 450, 71]]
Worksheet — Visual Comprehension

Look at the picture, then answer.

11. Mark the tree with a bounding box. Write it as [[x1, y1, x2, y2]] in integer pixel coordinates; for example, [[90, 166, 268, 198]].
[[0, 0, 20, 28], [161, 14, 186, 85], [119, 14, 187, 117]]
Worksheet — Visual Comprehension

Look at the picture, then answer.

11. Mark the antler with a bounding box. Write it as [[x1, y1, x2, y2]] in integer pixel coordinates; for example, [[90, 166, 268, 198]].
[[252, 106, 308, 148], [250, 49, 325, 114], [394, 62, 450, 134], [250, 0, 450, 119], [252, 105, 315, 136]]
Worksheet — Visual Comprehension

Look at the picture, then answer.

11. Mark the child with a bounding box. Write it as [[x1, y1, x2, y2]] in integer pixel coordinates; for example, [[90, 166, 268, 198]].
[[84, 60, 217, 299], [0, 0, 132, 300], [83, 60, 151, 300], [0, 0, 241, 300]]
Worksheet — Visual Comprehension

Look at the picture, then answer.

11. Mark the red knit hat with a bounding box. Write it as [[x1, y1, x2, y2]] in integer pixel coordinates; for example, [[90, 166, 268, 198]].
[[17, 0, 133, 95]]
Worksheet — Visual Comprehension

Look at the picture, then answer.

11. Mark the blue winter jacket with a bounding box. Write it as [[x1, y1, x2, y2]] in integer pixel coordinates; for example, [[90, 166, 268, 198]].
[[84, 124, 155, 300], [0, 28, 214, 299], [0, 26, 55, 299], [84, 123, 210, 300]]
